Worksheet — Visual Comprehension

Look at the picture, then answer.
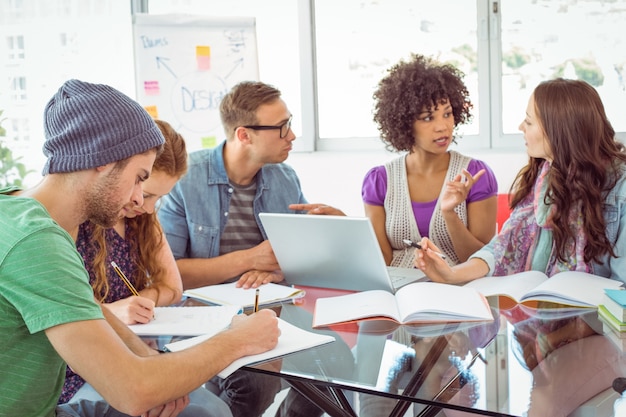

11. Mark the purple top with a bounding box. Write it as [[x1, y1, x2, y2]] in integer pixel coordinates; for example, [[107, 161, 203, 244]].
[[60, 221, 140, 403], [361, 159, 497, 237]]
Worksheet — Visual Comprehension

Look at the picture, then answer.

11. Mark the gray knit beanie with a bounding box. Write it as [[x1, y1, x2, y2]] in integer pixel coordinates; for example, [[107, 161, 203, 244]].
[[42, 79, 165, 175]]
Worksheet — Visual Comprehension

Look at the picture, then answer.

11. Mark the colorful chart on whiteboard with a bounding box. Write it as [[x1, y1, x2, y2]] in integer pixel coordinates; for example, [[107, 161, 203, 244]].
[[133, 14, 259, 151]]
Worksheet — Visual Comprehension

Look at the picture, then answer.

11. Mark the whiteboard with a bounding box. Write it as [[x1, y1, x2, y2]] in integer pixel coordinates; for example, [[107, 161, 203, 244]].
[[132, 14, 259, 151]]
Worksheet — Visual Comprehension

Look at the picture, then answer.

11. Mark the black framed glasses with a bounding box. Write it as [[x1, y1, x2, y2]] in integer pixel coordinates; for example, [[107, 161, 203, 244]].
[[240, 116, 293, 139]]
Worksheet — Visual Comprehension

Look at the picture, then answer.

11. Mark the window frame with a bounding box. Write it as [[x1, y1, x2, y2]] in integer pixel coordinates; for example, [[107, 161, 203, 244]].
[[297, 0, 625, 152]]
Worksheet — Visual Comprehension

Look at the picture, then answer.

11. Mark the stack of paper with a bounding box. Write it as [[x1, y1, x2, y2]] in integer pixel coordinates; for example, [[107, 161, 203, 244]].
[[596, 290, 626, 351], [602, 289, 626, 322]]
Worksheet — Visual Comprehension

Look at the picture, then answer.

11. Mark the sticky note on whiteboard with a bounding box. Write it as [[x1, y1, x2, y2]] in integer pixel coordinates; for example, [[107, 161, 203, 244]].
[[144, 80, 160, 96], [196, 45, 211, 71], [201, 136, 217, 149], [144, 105, 158, 119]]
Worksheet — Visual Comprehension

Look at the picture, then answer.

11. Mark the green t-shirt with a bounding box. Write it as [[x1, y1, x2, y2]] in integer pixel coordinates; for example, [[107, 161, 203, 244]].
[[0, 190, 103, 416]]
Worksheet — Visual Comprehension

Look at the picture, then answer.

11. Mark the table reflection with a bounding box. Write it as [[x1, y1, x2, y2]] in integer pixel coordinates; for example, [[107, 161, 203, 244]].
[[506, 307, 626, 417], [356, 317, 499, 417], [144, 292, 626, 416]]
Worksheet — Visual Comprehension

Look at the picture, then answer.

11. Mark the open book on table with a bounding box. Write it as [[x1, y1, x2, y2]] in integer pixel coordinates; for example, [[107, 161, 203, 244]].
[[463, 270, 623, 310], [127, 305, 241, 336], [164, 318, 335, 378], [312, 281, 493, 328], [183, 282, 305, 310]]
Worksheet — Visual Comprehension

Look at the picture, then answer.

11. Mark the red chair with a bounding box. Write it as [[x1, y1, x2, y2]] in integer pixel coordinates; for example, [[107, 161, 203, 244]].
[[497, 193, 513, 232]]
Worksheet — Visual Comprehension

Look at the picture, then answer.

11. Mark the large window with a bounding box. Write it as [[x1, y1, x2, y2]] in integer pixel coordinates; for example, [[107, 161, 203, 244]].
[[498, 0, 626, 143], [1, 0, 626, 186], [0, 0, 135, 178], [313, 0, 626, 151], [314, 0, 479, 140]]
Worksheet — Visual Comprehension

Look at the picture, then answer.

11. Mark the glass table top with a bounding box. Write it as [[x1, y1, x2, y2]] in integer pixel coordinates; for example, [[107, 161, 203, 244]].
[[242, 286, 626, 417], [149, 285, 626, 416]]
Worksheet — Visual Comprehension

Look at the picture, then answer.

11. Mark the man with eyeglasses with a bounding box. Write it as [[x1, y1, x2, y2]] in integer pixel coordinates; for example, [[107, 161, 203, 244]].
[[158, 80, 348, 417], [159, 80, 306, 294]]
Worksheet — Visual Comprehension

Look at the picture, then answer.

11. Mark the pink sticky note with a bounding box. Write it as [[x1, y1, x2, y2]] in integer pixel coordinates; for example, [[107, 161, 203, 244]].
[[144, 80, 160, 96], [196, 46, 211, 71]]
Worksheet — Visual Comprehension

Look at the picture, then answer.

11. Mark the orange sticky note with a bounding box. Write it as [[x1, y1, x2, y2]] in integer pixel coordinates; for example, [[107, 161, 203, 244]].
[[196, 45, 211, 71], [144, 105, 158, 119]]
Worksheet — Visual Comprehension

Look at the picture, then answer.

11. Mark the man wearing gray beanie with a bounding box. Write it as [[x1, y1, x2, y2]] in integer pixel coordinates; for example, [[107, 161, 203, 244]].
[[0, 79, 280, 417], [41, 78, 166, 176]]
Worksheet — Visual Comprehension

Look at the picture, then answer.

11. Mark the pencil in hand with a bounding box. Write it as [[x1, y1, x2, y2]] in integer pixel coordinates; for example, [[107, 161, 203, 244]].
[[110, 261, 140, 296], [254, 288, 260, 313]]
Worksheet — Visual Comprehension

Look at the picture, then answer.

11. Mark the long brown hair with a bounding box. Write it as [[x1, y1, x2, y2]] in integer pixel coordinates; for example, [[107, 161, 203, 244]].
[[510, 79, 626, 264], [91, 119, 187, 301]]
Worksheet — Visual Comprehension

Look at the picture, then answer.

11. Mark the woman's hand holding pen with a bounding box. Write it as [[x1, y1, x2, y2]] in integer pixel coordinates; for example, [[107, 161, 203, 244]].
[[413, 237, 456, 283], [106, 296, 155, 325]]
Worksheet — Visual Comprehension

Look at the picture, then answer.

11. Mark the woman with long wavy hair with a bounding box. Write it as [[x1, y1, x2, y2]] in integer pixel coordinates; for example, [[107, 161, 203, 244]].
[[414, 78, 626, 284]]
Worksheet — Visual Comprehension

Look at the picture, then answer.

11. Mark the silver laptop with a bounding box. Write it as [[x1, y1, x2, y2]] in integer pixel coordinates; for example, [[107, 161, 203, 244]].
[[259, 213, 426, 292]]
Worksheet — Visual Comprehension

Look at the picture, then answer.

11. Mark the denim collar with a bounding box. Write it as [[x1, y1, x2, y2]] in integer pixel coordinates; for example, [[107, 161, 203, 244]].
[[205, 140, 266, 190]]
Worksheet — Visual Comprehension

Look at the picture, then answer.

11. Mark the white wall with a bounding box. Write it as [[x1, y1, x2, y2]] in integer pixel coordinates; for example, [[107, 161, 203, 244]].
[[287, 149, 529, 216], [19, 146, 529, 213]]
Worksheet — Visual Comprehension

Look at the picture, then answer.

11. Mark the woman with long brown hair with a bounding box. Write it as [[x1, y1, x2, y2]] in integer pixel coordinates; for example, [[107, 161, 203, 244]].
[[415, 78, 626, 284], [81, 119, 188, 323]]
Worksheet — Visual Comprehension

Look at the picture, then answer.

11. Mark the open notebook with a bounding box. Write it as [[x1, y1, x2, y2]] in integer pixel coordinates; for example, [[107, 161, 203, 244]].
[[259, 213, 426, 293], [164, 318, 335, 378]]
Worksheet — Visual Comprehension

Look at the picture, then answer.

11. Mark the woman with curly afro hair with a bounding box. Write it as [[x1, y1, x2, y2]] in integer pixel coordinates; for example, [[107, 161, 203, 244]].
[[362, 54, 498, 267]]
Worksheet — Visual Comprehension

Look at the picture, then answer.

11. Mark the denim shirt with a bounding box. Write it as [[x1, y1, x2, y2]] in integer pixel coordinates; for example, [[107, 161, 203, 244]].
[[158, 140, 308, 260], [471, 171, 626, 284]]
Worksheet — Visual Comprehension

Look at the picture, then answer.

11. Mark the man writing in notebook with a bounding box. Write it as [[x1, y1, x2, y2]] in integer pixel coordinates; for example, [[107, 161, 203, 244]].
[[0, 79, 280, 417], [158, 80, 350, 417]]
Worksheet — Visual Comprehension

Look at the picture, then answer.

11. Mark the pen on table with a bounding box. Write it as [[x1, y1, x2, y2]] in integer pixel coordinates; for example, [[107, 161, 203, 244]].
[[253, 288, 260, 313], [403, 239, 447, 260], [110, 261, 140, 296]]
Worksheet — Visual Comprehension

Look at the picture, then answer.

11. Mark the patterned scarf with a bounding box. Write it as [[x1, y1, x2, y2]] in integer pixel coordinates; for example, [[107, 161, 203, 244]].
[[492, 161, 591, 276]]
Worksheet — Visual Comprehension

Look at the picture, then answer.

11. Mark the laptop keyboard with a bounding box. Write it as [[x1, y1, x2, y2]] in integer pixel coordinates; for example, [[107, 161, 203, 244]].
[[387, 266, 427, 290]]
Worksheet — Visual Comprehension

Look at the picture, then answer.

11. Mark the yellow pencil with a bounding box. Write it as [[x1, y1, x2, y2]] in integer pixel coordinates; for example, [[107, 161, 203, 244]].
[[254, 288, 260, 313], [110, 261, 140, 297]]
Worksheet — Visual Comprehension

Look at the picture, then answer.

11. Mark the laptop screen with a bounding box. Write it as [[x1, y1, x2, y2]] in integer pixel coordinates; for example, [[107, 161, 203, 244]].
[[259, 213, 416, 292]]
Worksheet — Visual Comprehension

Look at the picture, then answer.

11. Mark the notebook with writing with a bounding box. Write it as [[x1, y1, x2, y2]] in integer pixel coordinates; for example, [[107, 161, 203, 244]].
[[259, 213, 426, 293]]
